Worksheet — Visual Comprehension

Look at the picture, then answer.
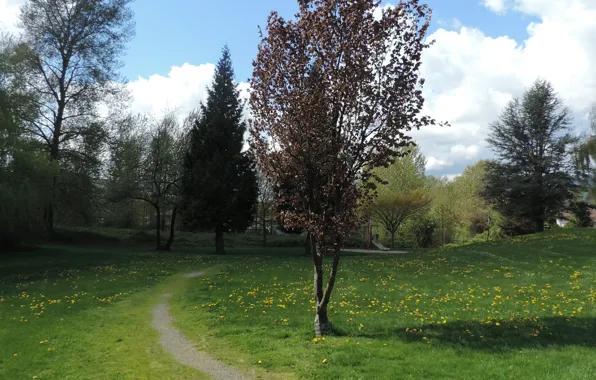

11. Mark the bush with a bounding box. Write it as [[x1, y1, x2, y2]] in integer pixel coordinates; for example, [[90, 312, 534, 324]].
[[408, 214, 437, 248]]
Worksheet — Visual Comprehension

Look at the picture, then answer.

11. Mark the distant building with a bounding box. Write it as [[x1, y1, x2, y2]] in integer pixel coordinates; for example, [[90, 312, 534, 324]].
[[556, 208, 596, 227]]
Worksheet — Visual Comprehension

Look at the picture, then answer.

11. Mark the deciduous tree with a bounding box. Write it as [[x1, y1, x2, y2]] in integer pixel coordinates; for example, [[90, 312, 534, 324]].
[[257, 170, 275, 247], [15, 0, 134, 234], [249, 0, 439, 336], [367, 189, 431, 248], [108, 113, 184, 250]]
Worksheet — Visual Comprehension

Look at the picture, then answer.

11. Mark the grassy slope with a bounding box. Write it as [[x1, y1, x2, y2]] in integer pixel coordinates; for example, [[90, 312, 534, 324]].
[[170, 229, 596, 380]]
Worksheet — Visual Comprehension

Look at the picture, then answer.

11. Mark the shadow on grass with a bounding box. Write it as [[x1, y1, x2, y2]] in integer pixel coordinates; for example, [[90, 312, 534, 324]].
[[345, 317, 596, 352]]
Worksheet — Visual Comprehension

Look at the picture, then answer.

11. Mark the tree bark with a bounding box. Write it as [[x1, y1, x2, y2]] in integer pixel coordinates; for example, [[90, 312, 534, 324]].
[[45, 97, 64, 237], [215, 226, 225, 254], [390, 231, 395, 249], [165, 205, 178, 251], [312, 234, 341, 337]]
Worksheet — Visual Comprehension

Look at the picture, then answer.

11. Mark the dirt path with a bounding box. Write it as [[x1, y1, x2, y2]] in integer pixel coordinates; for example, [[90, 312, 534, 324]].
[[151, 272, 249, 380]]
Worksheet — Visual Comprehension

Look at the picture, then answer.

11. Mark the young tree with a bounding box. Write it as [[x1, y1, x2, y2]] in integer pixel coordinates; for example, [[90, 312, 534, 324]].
[[367, 189, 431, 249], [249, 0, 439, 336], [182, 47, 258, 255], [15, 0, 134, 234], [484, 79, 577, 235], [257, 171, 275, 247]]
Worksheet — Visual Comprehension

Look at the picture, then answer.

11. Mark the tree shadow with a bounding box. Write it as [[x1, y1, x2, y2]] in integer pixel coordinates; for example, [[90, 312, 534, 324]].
[[353, 317, 596, 352]]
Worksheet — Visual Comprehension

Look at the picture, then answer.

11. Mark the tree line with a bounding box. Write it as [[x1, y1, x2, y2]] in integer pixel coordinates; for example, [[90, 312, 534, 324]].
[[0, 1, 259, 252], [365, 80, 596, 250]]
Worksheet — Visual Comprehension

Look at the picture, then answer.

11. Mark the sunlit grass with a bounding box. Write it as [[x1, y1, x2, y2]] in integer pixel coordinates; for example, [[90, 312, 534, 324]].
[[2, 230, 596, 379], [172, 229, 596, 379], [0, 246, 213, 379]]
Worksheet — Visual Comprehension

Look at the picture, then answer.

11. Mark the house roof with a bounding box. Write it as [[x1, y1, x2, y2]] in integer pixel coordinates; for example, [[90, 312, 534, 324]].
[[558, 208, 596, 222]]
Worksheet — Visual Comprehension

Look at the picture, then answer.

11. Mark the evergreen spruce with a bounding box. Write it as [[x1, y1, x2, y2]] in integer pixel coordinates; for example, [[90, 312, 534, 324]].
[[181, 46, 258, 254], [484, 79, 577, 234]]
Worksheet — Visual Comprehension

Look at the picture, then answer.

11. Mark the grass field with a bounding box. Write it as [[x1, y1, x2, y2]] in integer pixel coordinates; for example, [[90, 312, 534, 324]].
[[171, 229, 596, 379], [0, 246, 216, 379], [1, 229, 596, 379]]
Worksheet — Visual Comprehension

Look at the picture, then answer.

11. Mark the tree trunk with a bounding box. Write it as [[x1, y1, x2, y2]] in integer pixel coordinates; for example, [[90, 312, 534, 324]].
[[215, 226, 225, 254], [390, 231, 395, 249], [312, 234, 341, 337], [165, 205, 178, 251], [155, 205, 162, 250], [46, 100, 65, 238]]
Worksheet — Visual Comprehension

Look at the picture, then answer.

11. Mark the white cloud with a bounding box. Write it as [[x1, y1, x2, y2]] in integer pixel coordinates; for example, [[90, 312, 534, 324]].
[[127, 63, 251, 120], [128, 63, 215, 117], [482, 0, 509, 14], [450, 144, 480, 159], [0, 0, 23, 34], [426, 157, 453, 171], [101, 0, 595, 178], [411, 0, 596, 175], [437, 17, 463, 30]]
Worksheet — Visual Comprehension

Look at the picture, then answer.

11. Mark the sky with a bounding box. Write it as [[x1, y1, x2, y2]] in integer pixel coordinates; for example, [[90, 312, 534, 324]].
[[1, 0, 595, 179]]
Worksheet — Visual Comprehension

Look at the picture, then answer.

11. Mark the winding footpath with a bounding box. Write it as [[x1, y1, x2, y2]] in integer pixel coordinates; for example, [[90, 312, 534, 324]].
[[151, 271, 249, 380]]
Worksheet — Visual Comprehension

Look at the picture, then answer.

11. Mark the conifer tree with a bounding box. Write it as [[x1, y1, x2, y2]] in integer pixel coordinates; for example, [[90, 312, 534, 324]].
[[484, 79, 577, 234], [182, 46, 258, 254]]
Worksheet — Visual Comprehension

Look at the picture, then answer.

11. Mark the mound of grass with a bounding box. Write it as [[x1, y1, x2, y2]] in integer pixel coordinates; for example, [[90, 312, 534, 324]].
[[170, 229, 596, 379]]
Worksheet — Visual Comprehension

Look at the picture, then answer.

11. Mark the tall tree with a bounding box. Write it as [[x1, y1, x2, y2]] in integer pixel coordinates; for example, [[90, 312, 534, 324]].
[[249, 0, 439, 336], [182, 47, 258, 255], [15, 0, 134, 234], [484, 79, 577, 235]]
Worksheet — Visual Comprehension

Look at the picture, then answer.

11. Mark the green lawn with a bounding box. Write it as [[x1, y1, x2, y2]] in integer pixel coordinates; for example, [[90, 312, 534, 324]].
[[171, 229, 596, 379], [0, 246, 215, 379], [2, 229, 596, 379]]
